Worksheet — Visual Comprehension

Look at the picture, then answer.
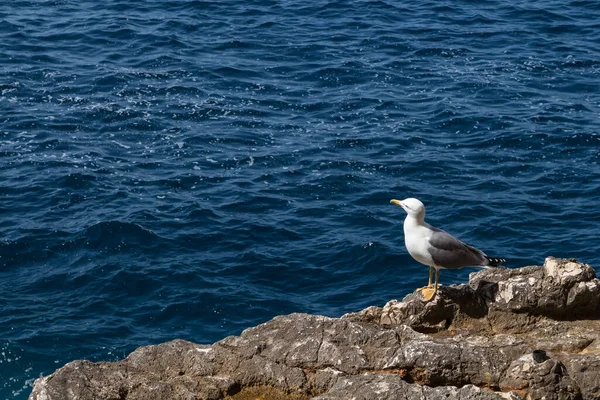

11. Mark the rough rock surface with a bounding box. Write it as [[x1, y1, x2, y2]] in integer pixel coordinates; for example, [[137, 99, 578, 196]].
[[30, 257, 600, 400]]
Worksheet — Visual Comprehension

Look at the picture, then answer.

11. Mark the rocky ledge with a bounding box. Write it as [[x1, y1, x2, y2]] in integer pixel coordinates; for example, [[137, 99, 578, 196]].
[[30, 257, 600, 400]]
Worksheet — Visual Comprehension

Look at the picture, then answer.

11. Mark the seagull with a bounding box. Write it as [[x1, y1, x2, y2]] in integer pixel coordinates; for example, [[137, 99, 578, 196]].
[[390, 197, 505, 301]]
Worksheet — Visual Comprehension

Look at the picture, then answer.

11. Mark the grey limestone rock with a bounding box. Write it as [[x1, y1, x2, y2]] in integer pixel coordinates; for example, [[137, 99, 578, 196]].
[[312, 374, 521, 400], [499, 353, 582, 400], [29, 257, 600, 400]]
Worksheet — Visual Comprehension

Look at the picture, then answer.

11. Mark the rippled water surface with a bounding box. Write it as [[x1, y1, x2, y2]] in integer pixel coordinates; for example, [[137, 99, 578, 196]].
[[1, 0, 600, 397]]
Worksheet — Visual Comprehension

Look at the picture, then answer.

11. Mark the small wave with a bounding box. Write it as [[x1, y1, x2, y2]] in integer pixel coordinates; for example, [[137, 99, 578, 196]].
[[187, 207, 221, 221], [79, 221, 164, 250]]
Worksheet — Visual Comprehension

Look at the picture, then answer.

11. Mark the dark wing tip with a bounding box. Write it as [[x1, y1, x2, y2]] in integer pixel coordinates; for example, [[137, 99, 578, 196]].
[[485, 256, 505, 267]]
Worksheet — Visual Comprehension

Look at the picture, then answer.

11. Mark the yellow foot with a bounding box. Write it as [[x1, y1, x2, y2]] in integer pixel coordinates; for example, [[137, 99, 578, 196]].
[[419, 287, 437, 301], [415, 285, 433, 293]]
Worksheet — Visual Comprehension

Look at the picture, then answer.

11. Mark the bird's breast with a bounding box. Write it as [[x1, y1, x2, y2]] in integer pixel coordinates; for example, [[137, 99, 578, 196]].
[[403, 225, 434, 266]]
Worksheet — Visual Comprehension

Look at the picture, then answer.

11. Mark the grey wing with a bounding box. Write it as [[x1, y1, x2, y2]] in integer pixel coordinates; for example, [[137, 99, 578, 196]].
[[427, 228, 488, 269]]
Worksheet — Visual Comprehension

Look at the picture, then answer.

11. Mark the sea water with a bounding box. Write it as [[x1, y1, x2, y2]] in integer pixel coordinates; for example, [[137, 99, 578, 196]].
[[1, 0, 599, 397]]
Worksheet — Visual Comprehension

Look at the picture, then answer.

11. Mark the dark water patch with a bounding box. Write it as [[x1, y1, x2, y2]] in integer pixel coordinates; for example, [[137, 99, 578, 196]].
[[0, 238, 52, 270], [59, 172, 98, 189], [79, 221, 164, 251]]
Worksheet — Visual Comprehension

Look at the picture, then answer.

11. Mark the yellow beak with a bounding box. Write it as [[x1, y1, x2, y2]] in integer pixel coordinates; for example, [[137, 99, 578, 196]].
[[390, 199, 403, 207]]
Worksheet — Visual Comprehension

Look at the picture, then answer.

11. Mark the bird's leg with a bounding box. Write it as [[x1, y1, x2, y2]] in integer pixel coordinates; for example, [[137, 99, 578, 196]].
[[416, 266, 435, 292], [420, 268, 440, 301]]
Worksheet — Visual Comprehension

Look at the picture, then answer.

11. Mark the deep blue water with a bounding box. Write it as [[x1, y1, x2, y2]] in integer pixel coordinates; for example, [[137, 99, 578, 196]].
[[1, 0, 600, 397]]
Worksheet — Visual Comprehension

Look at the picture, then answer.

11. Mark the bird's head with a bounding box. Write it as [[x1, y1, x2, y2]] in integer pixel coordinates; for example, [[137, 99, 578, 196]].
[[390, 197, 425, 219]]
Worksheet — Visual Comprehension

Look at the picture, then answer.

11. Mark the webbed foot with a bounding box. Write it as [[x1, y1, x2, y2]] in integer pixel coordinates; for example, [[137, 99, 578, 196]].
[[419, 287, 437, 301]]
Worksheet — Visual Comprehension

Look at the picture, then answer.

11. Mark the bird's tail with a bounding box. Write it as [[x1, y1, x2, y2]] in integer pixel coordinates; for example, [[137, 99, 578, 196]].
[[485, 256, 505, 267]]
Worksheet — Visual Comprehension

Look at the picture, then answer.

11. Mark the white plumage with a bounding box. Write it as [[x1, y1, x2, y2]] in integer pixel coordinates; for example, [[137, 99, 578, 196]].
[[391, 197, 505, 300]]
